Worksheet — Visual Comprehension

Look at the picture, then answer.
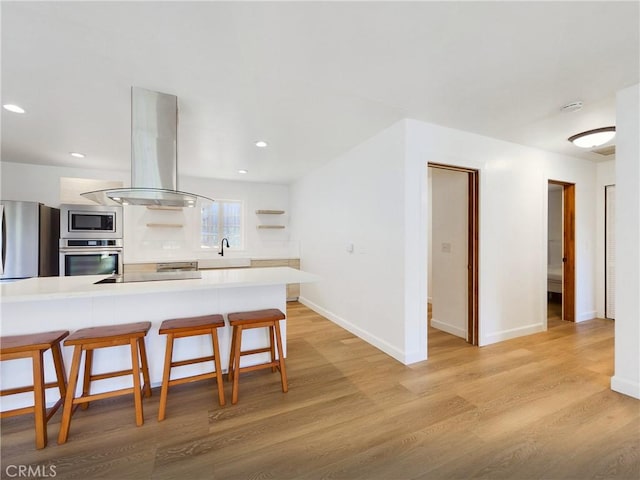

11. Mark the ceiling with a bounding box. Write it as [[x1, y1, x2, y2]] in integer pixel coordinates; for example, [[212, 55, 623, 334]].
[[2, 2, 638, 184]]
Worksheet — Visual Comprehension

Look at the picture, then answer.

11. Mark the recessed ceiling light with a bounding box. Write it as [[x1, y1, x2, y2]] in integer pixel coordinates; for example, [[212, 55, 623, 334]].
[[238, 169, 249, 174], [255, 141, 268, 148], [70, 152, 86, 158], [568, 126, 616, 148], [3, 104, 25, 114]]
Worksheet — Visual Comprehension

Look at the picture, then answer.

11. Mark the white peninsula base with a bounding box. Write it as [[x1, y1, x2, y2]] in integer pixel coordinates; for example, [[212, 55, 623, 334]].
[[0, 267, 317, 411]]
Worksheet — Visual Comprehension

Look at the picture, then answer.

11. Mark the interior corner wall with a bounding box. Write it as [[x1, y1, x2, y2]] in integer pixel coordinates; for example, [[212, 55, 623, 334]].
[[405, 118, 597, 349], [595, 160, 616, 319], [611, 83, 640, 400], [289, 121, 409, 363]]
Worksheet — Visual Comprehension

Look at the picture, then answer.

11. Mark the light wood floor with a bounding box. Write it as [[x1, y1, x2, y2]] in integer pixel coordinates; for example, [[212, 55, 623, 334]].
[[1, 302, 638, 479]]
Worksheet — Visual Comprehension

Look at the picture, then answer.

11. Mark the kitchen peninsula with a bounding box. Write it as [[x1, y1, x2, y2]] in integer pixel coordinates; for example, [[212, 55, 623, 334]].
[[0, 267, 318, 410]]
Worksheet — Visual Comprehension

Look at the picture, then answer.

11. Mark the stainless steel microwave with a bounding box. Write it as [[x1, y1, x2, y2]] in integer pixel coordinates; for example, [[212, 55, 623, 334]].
[[60, 204, 123, 239]]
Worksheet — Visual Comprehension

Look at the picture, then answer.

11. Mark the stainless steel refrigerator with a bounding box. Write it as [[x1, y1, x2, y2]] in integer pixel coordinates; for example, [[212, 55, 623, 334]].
[[1, 200, 60, 280]]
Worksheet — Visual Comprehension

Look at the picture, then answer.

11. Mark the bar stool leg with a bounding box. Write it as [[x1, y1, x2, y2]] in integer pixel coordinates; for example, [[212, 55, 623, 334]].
[[269, 325, 276, 373], [81, 349, 93, 410], [210, 329, 225, 406], [51, 343, 68, 400], [228, 325, 237, 382], [130, 338, 144, 427], [231, 325, 243, 405], [158, 334, 174, 421], [58, 346, 82, 444], [32, 350, 46, 449], [137, 337, 152, 397], [274, 321, 288, 393]]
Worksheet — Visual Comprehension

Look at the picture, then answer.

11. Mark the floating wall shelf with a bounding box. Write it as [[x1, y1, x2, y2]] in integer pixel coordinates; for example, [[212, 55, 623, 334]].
[[256, 225, 285, 229], [146, 223, 183, 228], [255, 210, 285, 215], [146, 206, 183, 211]]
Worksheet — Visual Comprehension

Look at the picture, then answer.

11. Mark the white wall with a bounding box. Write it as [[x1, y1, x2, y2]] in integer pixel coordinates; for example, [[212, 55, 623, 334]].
[[290, 121, 408, 362], [125, 176, 293, 262], [406, 119, 598, 355], [292, 118, 597, 364], [595, 160, 616, 318], [611, 83, 640, 399], [431, 168, 468, 339], [0, 161, 295, 262], [0, 162, 129, 207]]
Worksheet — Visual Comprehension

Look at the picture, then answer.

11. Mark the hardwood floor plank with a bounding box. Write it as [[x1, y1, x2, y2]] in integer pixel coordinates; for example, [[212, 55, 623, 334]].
[[1, 303, 637, 480]]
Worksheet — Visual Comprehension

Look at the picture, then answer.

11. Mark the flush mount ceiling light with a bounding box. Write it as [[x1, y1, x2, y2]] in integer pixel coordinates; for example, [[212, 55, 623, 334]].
[[3, 104, 25, 114], [255, 140, 268, 148], [238, 169, 248, 174], [561, 101, 583, 113], [568, 126, 616, 148], [70, 152, 86, 158]]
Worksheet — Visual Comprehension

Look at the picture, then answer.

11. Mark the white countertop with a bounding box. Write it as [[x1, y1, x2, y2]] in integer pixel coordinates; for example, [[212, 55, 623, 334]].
[[0, 267, 318, 303]]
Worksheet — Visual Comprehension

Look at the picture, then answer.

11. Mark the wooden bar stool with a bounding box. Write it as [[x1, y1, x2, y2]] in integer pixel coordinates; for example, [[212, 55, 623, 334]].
[[0, 330, 69, 449], [57, 322, 151, 444], [227, 308, 287, 405], [158, 314, 226, 421]]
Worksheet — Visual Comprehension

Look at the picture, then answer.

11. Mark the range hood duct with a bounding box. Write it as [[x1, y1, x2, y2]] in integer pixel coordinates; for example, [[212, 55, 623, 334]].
[[82, 87, 213, 208]]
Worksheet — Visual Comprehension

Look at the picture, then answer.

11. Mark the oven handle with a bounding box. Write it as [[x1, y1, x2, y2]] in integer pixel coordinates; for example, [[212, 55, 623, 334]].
[[59, 248, 123, 254]]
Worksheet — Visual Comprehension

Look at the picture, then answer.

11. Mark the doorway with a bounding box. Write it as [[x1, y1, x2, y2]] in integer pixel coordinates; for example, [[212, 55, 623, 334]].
[[548, 180, 576, 322], [428, 163, 479, 345]]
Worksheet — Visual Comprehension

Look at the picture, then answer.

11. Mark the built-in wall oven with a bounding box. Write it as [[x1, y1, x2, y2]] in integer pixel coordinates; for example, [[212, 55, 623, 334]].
[[59, 204, 124, 276], [59, 239, 123, 276]]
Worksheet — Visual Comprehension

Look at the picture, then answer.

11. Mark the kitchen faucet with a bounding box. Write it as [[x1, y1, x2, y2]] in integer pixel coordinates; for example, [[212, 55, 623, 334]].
[[219, 237, 230, 256]]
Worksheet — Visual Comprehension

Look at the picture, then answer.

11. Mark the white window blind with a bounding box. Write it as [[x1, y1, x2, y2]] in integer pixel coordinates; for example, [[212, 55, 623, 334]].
[[200, 200, 243, 250], [605, 185, 615, 319]]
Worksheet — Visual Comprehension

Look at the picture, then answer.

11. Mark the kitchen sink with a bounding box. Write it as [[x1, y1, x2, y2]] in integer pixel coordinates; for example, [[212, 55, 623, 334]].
[[197, 258, 251, 269]]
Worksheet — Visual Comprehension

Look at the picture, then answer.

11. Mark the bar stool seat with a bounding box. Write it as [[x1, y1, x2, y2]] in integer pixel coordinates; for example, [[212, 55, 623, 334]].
[[0, 330, 69, 449], [227, 308, 287, 404], [158, 314, 226, 421], [57, 322, 151, 444]]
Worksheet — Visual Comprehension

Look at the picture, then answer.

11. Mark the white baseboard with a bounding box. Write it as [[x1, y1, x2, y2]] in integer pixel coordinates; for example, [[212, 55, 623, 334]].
[[298, 296, 406, 364], [611, 376, 640, 399], [481, 323, 545, 346], [577, 310, 597, 322], [430, 318, 465, 339]]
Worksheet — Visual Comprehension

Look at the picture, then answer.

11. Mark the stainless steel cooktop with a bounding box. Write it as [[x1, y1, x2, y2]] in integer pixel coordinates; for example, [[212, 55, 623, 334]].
[[94, 271, 202, 284]]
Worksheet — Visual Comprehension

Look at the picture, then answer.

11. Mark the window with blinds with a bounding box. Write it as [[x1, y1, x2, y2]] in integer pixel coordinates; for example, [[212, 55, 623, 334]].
[[201, 200, 243, 250], [605, 185, 616, 319]]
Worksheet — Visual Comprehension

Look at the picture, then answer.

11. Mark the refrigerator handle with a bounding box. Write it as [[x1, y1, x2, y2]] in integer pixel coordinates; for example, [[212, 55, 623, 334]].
[[0, 205, 5, 275]]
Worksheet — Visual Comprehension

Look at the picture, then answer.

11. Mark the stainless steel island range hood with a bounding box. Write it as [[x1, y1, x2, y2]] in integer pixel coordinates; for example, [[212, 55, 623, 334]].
[[82, 87, 213, 208]]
